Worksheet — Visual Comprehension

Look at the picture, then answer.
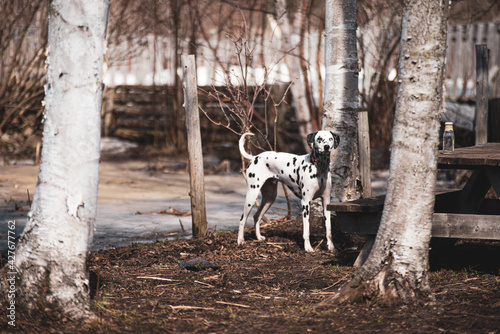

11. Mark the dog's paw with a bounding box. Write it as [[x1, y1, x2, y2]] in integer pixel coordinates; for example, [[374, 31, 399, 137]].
[[304, 243, 314, 253], [256, 235, 266, 241], [237, 238, 245, 246], [327, 242, 335, 252]]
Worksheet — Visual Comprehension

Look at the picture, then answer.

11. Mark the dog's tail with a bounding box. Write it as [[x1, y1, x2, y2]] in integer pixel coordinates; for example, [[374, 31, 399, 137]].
[[239, 133, 254, 160]]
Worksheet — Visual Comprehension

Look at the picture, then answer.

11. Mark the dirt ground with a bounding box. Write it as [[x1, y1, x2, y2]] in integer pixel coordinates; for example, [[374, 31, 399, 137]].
[[5, 216, 500, 333]]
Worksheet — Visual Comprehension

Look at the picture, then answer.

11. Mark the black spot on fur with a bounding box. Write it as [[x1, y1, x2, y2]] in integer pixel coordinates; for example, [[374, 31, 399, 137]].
[[240, 213, 244, 220], [266, 163, 270, 167], [281, 170, 284, 174], [248, 172, 255, 178], [287, 162, 290, 167], [254, 157, 259, 165]]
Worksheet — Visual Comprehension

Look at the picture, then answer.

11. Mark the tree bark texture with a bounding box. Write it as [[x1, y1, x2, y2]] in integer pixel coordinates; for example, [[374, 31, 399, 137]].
[[322, 0, 450, 306], [273, 0, 314, 150], [11, 0, 109, 319], [323, 0, 359, 202]]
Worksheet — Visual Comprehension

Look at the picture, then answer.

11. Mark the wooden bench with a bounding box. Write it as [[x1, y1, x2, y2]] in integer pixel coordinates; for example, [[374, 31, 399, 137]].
[[328, 189, 500, 240]]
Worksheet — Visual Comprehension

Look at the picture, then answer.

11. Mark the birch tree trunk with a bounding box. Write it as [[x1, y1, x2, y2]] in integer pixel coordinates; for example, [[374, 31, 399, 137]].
[[323, 0, 359, 202], [8, 0, 109, 319], [273, 0, 314, 150], [321, 0, 450, 306]]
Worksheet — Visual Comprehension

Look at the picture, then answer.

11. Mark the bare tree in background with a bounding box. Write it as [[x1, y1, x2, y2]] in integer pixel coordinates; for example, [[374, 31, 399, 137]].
[[321, 0, 450, 306], [0, 0, 47, 141], [273, 0, 314, 150], [357, 0, 402, 151], [106, 0, 149, 68], [2, 0, 110, 319]]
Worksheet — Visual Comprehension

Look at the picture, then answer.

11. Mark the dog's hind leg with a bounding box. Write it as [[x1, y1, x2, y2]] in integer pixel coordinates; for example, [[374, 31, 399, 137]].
[[238, 186, 260, 245], [253, 178, 278, 241]]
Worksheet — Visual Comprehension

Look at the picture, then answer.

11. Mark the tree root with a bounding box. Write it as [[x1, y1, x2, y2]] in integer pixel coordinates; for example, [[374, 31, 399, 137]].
[[317, 264, 432, 307]]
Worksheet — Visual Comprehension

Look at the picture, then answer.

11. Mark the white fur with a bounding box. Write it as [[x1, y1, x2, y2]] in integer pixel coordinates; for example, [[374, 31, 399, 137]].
[[237, 131, 339, 252]]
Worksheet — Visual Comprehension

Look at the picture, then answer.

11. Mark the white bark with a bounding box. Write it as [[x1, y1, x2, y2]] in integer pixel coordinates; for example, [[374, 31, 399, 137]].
[[273, 0, 314, 150], [323, 0, 359, 202], [367, 0, 449, 284], [322, 0, 450, 305], [12, 0, 109, 318]]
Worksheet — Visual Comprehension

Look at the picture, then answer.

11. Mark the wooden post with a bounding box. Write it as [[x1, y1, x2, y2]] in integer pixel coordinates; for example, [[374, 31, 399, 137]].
[[358, 110, 372, 198], [182, 54, 207, 237], [475, 44, 489, 145]]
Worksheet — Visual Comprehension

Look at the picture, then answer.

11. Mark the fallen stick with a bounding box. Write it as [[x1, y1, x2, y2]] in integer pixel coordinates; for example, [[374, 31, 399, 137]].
[[215, 301, 251, 309], [137, 276, 179, 282], [169, 305, 216, 311], [194, 280, 215, 288]]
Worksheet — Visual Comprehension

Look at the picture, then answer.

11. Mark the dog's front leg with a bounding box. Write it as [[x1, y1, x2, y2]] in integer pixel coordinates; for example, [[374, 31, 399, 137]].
[[323, 203, 335, 252], [322, 178, 335, 252], [301, 199, 314, 252]]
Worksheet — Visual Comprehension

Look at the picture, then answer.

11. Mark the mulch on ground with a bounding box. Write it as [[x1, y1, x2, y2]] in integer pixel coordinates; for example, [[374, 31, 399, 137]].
[[5, 216, 500, 333]]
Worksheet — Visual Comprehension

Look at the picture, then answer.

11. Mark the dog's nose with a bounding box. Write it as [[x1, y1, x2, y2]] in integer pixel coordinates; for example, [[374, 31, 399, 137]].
[[324, 145, 330, 151]]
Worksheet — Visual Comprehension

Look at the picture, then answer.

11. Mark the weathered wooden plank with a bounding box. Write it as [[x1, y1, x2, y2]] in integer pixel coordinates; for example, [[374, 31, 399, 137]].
[[182, 55, 207, 238], [438, 143, 500, 168], [358, 111, 372, 198], [337, 212, 500, 240], [328, 196, 385, 213], [475, 44, 489, 145], [432, 213, 500, 239], [328, 189, 461, 213]]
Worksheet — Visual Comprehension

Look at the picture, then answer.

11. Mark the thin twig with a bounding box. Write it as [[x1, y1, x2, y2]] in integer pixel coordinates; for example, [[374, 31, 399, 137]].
[[194, 280, 215, 288], [137, 276, 179, 282], [215, 301, 252, 309], [169, 305, 216, 311]]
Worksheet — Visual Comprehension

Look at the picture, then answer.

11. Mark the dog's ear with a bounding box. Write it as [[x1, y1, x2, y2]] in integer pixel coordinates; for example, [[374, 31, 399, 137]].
[[307, 132, 317, 149], [331, 132, 340, 149]]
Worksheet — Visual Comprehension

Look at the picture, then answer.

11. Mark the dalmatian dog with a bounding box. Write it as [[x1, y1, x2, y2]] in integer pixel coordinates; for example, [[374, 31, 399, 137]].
[[237, 131, 340, 252]]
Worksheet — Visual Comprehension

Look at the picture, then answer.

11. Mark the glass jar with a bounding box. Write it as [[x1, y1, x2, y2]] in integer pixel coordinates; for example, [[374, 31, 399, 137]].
[[442, 122, 455, 154]]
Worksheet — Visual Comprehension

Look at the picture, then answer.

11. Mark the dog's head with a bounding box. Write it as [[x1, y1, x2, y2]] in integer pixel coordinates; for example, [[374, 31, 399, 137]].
[[307, 131, 340, 155]]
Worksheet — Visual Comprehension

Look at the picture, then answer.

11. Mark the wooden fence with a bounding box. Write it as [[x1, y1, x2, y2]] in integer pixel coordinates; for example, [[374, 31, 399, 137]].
[[447, 23, 500, 101], [101, 84, 302, 153]]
